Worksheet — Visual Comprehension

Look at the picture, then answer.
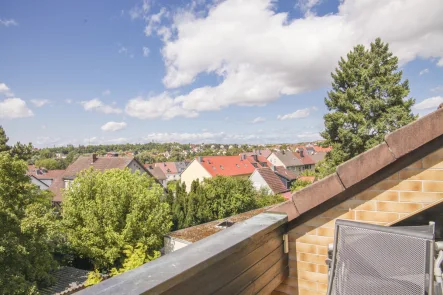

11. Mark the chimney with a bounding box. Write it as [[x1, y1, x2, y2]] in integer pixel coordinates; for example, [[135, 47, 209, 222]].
[[92, 153, 98, 163], [300, 150, 304, 157], [252, 154, 258, 162], [271, 165, 276, 172], [198, 156, 203, 163]]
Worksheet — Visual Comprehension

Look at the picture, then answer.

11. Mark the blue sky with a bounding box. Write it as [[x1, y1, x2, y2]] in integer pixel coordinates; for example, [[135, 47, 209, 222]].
[[1, 0, 442, 147]]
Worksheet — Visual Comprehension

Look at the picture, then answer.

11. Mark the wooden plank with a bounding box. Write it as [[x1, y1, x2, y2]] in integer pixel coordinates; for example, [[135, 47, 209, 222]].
[[165, 225, 285, 295], [238, 256, 289, 295], [257, 267, 289, 295], [215, 242, 285, 294]]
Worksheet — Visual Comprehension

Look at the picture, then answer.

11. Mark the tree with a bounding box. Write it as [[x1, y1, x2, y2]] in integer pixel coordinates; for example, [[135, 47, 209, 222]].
[[319, 38, 416, 177], [62, 168, 172, 270], [0, 126, 9, 152], [0, 126, 34, 161], [0, 152, 58, 295], [291, 179, 313, 192], [35, 158, 65, 170]]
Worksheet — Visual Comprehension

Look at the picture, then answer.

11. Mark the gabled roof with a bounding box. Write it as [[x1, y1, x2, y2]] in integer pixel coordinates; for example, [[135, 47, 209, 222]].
[[310, 152, 327, 163], [145, 164, 167, 181], [63, 156, 134, 179], [313, 145, 332, 153], [155, 162, 178, 174], [49, 177, 65, 203], [28, 169, 65, 180], [246, 155, 271, 168], [271, 151, 303, 167], [293, 150, 315, 165], [198, 156, 256, 177], [274, 166, 298, 181], [269, 107, 443, 227], [39, 266, 89, 295], [255, 167, 289, 194], [241, 149, 272, 159]]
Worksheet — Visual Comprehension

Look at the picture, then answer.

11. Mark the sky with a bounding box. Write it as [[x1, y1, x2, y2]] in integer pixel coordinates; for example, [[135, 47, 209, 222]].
[[1, 0, 442, 147]]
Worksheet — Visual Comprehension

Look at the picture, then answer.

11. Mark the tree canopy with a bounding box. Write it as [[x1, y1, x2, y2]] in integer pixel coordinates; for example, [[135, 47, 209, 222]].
[[318, 38, 416, 177], [61, 168, 172, 270], [0, 152, 58, 295]]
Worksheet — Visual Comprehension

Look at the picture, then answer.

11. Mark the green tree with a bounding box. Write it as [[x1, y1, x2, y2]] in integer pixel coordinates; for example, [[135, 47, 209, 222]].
[[0, 126, 10, 152], [290, 179, 313, 192], [62, 168, 172, 270], [35, 158, 62, 170], [0, 152, 58, 295], [319, 38, 416, 177]]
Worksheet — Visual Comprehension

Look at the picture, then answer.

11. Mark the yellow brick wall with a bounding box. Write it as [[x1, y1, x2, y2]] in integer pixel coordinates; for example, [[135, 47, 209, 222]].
[[282, 147, 443, 295]]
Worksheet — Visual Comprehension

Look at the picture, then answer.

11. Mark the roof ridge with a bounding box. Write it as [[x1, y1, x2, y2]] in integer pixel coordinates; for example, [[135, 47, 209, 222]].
[[268, 107, 443, 226]]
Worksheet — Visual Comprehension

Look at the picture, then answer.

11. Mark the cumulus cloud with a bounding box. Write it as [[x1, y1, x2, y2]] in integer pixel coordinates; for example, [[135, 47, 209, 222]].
[[36, 136, 61, 146], [144, 131, 225, 143], [419, 68, 429, 76], [81, 98, 122, 114], [101, 121, 127, 132], [135, 0, 443, 119], [102, 89, 111, 96], [431, 85, 443, 93], [142, 46, 150, 57], [413, 96, 443, 110], [251, 117, 266, 124], [129, 0, 151, 20], [277, 108, 311, 120], [65, 99, 72, 104], [296, 132, 322, 140], [125, 92, 198, 120], [0, 83, 14, 97], [30, 99, 50, 107], [0, 98, 34, 119], [0, 19, 18, 27]]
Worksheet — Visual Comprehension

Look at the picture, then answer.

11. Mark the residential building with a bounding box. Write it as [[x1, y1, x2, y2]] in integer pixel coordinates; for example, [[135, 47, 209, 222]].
[[52, 154, 151, 204], [27, 167, 66, 193], [154, 161, 190, 183], [310, 151, 327, 163], [181, 156, 255, 192], [293, 148, 315, 173], [249, 167, 289, 195], [273, 166, 298, 190], [79, 107, 443, 295], [241, 149, 272, 159], [145, 164, 167, 188], [267, 150, 305, 175]]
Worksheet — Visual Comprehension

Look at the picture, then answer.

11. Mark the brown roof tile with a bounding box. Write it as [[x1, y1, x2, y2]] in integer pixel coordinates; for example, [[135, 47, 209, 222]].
[[256, 167, 289, 194], [266, 108, 443, 224], [385, 108, 443, 158], [63, 156, 133, 179], [145, 165, 167, 180], [274, 166, 298, 181]]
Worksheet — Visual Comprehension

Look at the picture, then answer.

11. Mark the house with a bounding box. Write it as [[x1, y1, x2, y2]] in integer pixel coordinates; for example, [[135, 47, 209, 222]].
[[27, 167, 66, 193], [180, 156, 256, 192], [310, 151, 327, 164], [273, 165, 298, 190], [106, 151, 119, 157], [293, 148, 316, 173], [241, 149, 272, 159], [267, 150, 303, 173], [249, 167, 289, 195], [154, 161, 189, 183], [144, 164, 167, 188], [52, 154, 151, 204], [76, 107, 443, 295]]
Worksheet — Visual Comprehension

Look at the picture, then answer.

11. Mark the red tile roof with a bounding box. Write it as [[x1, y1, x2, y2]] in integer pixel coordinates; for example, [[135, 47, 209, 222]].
[[293, 150, 315, 165], [155, 162, 178, 174], [313, 145, 332, 153], [28, 169, 65, 180], [256, 167, 289, 194], [298, 176, 315, 183], [245, 155, 271, 168], [144, 164, 167, 180], [198, 156, 256, 177]]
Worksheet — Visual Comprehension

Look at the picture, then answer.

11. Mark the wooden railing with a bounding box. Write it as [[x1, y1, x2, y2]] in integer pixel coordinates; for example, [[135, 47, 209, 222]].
[[76, 213, 289, 295]]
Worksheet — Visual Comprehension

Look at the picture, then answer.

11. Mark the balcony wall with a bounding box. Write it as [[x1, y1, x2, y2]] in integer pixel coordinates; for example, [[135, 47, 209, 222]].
[[76, 212, 289, 295]]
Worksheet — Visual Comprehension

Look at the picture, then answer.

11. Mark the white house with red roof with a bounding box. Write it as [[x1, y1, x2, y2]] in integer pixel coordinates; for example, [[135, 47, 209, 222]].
[[180, 156, 256, 192]]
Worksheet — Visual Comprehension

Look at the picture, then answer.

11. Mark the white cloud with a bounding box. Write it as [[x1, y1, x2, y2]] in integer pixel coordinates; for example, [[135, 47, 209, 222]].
[[142, 46, 150, 57], [142, 0, 443, 119], [251, 117, 266, 124], [36, 136, 60, 146], [0, 83, 14, 97], [65, 99, 72, 104], [107, 137, 130, 144], [144, 8, 168, 36], [118, 46, 128, 54], [125, 92, 198, 120], [129, 0, 151, 20], [81, 98, 122, 114], [0, 98, 34, 119], [277, 108, 311, 120], [144, 131, 225, 143], [0, 19, 18, 27], [438, 58, 443, 67], [296, 132, 322, 141], [431, 85, 443, 93], [102, 89, 111, 96], [30, 99, 50, 107], [413, 96, 443, 110], [419, 68, 429, 75], [297, 0, 322, 15], [101, 121, 127, 132]]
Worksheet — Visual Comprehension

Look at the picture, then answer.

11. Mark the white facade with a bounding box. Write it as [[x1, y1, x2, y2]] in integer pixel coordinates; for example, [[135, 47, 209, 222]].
[[128, 160, 147, 174], [267, 153, 286, 167], [180, 159, 212, 192], [249, 170, 273, 194]]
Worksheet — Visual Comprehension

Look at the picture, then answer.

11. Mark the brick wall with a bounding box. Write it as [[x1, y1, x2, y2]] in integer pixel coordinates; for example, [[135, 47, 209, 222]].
[[275, 147, 443, 295]]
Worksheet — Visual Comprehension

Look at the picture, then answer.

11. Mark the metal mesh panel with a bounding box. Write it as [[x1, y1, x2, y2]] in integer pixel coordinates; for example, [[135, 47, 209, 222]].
[[330, 224, 431, 295]]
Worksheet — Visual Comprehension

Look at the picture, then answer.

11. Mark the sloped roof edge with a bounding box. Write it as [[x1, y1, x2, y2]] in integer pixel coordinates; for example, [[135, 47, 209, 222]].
[[268, 108, 443, 229]]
